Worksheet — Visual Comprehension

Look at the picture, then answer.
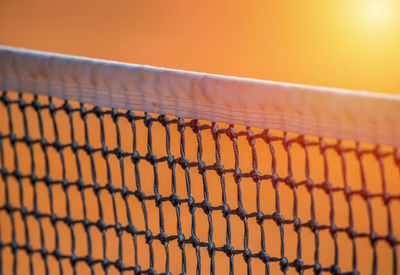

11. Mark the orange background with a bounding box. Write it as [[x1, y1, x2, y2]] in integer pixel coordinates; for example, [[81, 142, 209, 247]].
[[1, 1, 400, 275], [1, 0, 400, 94]]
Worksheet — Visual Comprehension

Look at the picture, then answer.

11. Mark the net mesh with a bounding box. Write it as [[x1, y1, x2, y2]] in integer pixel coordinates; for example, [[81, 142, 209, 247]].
[[0, 90, 399, 275]]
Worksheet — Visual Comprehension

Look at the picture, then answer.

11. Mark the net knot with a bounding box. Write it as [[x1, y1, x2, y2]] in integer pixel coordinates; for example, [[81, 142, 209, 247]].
[[32, 97, 41, 110], [115, 222, 123, 236], [329, 264, 341, 275], [126, 111, 136, 121], [177, 118, 185, 132], [121, 186, 129, 199], [233, 168, 242, 182], [106, 183, 116, 193], [83, 218, 90, 229], [65, 216, 74, 227], [158, 232, 168, 245], [53, 249, 62, 260], [126, 224, 137, 235], [251, 170, 262, 182], [319, 140, 327, 153], [85, 255, 95, 266], [293, 217, 302, 232], [148, 267, 157, 275], [294, 258, 304, 272], [20, 206, 27, 218], [236, 207, 247, 221], [222, 204, 231, 218], [226, 126, 237, 140], [70, 254, 78, 266], [280, 256, 289, 272], [93, 106, 103, 117], [18, 97, 26, 109], [243, 248, 252, 262], [259, 251, 270, 263], [155, 193, 163, 207], [223, 244, 234, 257], [40, 247, 48, 258], [63, 102, 73, 114], [178, 157, 190, 170], [145, 230, 153, 244], [75, 179, 84, 190], [308, 219, 319, 233], [314, 263, 322, 274], [1, 93, 10, 104], [198, 161, 207, 175], [102, 257, 110, 270], [191, 119, 201, 133], [322, 181, 332, 194], [285, 176, 296, 188], [383, 192, 391, 205], [304, 178, 314, 191], [169, 194, 181, 207], [131, 151, 141, 164], [201, 200, 212, 214], [9, 133, 17, 146], [13, 170, 22, 181], [40, 137, 48, 148], [158, 114, 170, 126], [271, 173, 279, 186], [133, 265, 141, 275], [373, 147, 384, 159], [386, 234, 397, 246], [71, 141, 79, 152], [178, 233, 186, 248], [50, 214, 58, 225], [369, 231, 378, 245], [53, 140, 63, 151], [80, 105, 88, 119], [207, 242, 216, 257], [115, 259, 125, 271], [190, 235, 201, 248], [96, 220, 107, 231], [246, 128, 256, 146], [211, 123, 219, 140], [111, 108, 119, 122], [100, 144, 108, 157], [329, 224, 337, 237], [167, 155, 175, 168], [360, 188, 370, 200], [134, 189, 146, 202], [282, 135, 291, 149], [187, 196, 196, 213], [261, 130, 273, 143], [213, 162, 225, 176], [344, 186, 352, 200], [10, 241, 18, 253], [346, 227, 357, 239], [145, 152, 157, 164], [272, 212, 285, 226], [256, 211, 264, 225]]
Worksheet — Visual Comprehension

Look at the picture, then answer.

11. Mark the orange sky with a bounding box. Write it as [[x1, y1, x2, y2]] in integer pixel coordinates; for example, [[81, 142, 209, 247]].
[[1, 0, 400, 94]]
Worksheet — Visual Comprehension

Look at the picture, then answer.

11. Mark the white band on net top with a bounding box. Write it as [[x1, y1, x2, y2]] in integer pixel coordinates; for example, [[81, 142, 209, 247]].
[[1, 46, 400, 147]]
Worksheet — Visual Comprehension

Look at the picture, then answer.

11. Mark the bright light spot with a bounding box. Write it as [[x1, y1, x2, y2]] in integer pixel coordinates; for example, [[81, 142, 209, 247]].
[[360, 1, 396, 28]]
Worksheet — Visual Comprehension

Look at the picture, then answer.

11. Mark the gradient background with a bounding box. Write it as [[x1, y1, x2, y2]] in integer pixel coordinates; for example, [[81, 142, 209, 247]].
[[1, 1, 400, 275], [1, 0, 400, 94]]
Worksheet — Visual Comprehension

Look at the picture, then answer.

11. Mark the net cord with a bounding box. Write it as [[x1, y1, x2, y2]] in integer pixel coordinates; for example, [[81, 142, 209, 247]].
[[1, 46, 400, 147]]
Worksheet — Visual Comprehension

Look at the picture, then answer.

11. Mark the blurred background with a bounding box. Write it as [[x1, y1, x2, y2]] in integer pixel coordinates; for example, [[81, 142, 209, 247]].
[[1, 1, 400, 274], [1, 0, 400, 94]]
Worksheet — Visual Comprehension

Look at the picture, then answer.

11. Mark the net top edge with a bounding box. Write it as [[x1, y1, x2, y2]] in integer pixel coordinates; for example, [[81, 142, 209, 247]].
[[1, 45, 400, 148]]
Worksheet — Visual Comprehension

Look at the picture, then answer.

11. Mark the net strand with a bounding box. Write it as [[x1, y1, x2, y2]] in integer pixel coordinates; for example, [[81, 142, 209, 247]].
[[0, 90, 399, 275]]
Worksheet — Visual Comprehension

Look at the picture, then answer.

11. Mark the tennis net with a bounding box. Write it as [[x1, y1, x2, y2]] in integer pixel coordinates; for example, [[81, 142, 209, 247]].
[[0, 46, 400, 275]]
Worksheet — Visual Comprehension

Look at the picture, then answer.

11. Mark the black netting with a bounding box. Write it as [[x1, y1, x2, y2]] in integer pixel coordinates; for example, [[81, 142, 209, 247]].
[[0, 90, 399, 275]]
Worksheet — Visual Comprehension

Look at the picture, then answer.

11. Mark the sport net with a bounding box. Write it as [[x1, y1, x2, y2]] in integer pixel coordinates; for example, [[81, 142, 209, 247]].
[[0, 47, 400, 275]]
